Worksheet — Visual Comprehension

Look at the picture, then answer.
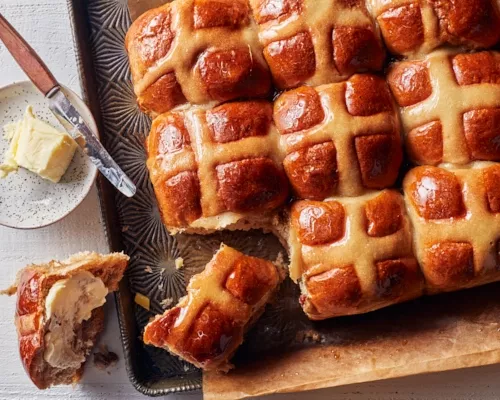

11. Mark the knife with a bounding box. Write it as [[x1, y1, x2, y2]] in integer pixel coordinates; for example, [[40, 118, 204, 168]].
[[0, 13, 136, 198]]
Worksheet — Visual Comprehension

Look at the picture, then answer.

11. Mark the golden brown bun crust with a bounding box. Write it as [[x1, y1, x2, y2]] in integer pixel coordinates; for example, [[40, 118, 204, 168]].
[[143, 245, 281, 371], [372, 0, 500, 56], [126, 0, 271, 116], [263, 32, 316, 89], [377, 4, 424, 55], [387, 61, 432, 107], [273, 86, 325, 135], [290, 191, 423, 320], [251, 0, 385, 89], [274, 75, 402, 199], [406, 121, 443, 165], [403, 164, 500, 294], [215, 158, 289, 213], [408, 166, 465, 220], [423, 242, 475, 289], [291, 201, 346, 246], [13, 252, 129, 389], [284, 142, 338, 200], [483, 164, 500, 213], [452, 52, 500, 86], [207, 101, 272, 144], [389, 51, 500, 165], [146, 102, 288, 232], [364, 190, 403, 237]]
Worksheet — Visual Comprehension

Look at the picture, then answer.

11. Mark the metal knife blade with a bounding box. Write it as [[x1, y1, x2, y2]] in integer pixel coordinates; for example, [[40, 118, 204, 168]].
[[0, 12, 136, 198], [47, 87, 136, 198]]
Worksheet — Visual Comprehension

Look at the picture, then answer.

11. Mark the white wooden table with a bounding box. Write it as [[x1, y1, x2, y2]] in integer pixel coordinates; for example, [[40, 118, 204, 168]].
[[1, 1, 499, 399]]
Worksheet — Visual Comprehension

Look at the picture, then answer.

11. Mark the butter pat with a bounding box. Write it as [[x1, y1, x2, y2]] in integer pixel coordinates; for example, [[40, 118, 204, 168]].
[[43, 271, 108, 370], [0, 106, 77, 182]]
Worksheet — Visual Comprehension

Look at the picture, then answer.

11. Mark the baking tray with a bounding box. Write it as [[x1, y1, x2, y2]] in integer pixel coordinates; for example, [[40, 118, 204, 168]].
[[68, 0, 500, 398]]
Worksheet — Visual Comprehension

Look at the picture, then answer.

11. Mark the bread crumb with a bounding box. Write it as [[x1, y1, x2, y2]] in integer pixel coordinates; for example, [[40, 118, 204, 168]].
[[144, 266, 153, 273], [160, 297, 174, 309], [94, 345, 119, 372], [175, 257, 184, 270], [134, 293, 150, 310]]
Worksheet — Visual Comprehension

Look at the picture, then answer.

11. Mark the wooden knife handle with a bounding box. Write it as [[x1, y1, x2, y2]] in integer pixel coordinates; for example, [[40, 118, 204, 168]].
[[0, 12, 58, 95]]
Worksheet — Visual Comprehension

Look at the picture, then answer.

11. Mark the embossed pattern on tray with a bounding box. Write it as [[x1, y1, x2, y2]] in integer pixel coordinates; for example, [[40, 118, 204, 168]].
[[84, 0, 297, 393]]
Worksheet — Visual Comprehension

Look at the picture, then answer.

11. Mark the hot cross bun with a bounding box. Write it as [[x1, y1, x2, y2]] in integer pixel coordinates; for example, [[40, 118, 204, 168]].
[[146, 101, 289, 233], [125, 0, 271, 116], [274, 74, 402, 200], [403, 163, 500, 293], [143, 244, 281, 371], [388, 50, 500, 165], [370, 0, 500, 57], [285, 190, 423, 320], [249, 0, 385, 89]]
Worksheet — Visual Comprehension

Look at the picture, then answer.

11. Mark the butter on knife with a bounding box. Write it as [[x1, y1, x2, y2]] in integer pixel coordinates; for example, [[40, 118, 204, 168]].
[[0, 106, 77, 183]]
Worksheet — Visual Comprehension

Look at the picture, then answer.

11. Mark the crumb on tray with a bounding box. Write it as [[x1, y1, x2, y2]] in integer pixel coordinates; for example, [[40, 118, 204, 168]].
[[134, 292, 150, 310], [93, 345, 119, 372], [175, 257, 184, 270]]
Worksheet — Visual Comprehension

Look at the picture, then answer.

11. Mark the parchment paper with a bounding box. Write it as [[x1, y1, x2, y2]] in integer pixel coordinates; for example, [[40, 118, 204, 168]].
[[127, 2, 500, 399]]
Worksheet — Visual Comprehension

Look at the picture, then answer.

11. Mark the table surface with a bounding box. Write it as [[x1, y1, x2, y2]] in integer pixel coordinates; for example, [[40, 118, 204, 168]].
[[1, 1, 500, 399]]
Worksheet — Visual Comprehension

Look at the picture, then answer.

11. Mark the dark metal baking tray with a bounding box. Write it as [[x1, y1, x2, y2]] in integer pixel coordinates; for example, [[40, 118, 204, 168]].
[[69, 0, 500, 397]]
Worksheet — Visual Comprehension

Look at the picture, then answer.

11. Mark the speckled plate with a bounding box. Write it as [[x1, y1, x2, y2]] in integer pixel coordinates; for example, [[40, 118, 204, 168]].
[[0, 81, 98, 229]]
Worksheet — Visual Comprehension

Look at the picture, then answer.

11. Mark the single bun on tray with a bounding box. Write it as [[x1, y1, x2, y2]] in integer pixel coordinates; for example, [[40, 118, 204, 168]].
[[249, 0, 386, 89], [387, 50, 500, 165], [143, 244, 281, 371], [125, 0, 271, 116], [283, 190, 423, 320], [370, 0, 500, 57], [146, 100, 289, 234], [274, 74, 402, 200], [6, 252, 128, 389], [403, 163, 500, 293]]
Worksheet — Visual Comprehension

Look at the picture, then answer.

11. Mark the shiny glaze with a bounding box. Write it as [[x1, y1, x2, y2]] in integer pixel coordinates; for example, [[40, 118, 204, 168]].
[[206, 101, 273, 144], [364, 190, 402, 237], [273, 86, 324, 134], [143, 245, 280, 370], [387, 61, 432, 107], [376, 258, 422, 298], [406, 121, 443, 165], [452, 52, 500, 86], [195, 47, 271, 101], [263, 31, 316, 89], [409, 166, 465, 220], [292, 200, 346, 246], [193, 0, 250, 29], [463, 108, 500, 161], [306, 266, 362, 316], [431, 0, 500, 47], [250, 0, 302, 24], [424, 242, 475, 288], [154, 113, 191, 155], [411, 167, 466, 219], [377, 4, 424, 54], [284, 141, 338, 200], [345, 74, 393, 116], [161, 171, 203, 226], [483, 164, 500, 213], [138, 73, 186, 115], [216, 158, 289, 212], [354, 134, 402, 189], [332, 26, 385, 75], [225, 256, 279, 305]]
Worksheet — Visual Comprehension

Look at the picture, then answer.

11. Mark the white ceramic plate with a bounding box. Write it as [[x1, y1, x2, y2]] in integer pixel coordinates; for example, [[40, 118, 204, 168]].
[[0, 81, 98, 229]]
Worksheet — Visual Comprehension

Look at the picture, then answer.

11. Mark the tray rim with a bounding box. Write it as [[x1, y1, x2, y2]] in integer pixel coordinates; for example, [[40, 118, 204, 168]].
[[67, 0, 202, 395]]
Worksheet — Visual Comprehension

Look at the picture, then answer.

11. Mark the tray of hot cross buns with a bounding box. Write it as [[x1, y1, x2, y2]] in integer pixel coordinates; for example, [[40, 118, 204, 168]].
[[69, 0, 500, 397]]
